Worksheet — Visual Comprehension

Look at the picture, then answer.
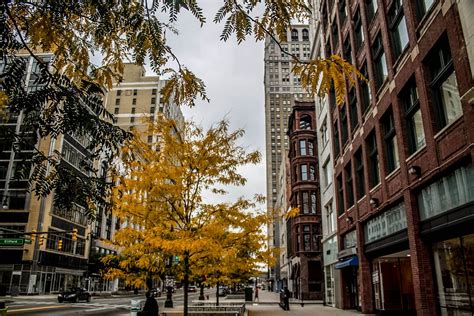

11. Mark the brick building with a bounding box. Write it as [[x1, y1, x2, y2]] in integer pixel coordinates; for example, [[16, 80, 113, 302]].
[[286, 101, 324, 300], [315, 0, 474, 315]]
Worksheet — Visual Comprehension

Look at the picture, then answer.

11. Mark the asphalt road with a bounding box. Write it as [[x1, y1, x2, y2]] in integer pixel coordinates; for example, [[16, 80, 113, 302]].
[[4, 289, 215, 315]]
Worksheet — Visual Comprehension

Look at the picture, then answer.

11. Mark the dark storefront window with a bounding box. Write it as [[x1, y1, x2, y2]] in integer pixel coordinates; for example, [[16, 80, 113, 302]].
[[433, 234, 474, 315]]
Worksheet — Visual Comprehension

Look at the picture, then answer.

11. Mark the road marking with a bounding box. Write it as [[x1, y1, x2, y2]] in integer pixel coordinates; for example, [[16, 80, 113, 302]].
[[9, 305, 67, 313]]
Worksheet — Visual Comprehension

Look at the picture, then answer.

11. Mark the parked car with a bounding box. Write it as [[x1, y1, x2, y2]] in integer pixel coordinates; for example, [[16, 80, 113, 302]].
[[150, 288, 161, 297], [217, 286, 227, 297], [58, 287, 91, 303], [188, 286, 197, 293]]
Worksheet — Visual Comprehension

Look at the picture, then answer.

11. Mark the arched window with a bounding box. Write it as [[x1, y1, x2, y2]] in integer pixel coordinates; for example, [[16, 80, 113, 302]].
[[302, 29, 309, 41], [291, 29, 299, 41], [299, 115, 312, 130]]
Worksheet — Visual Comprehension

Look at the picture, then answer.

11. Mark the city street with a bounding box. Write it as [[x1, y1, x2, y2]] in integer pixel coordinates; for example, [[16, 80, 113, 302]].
[[3, 289, 214, 315]]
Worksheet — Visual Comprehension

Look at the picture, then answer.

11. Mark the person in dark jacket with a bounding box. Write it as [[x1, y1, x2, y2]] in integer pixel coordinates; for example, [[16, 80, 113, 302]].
[[283, 287, 290, 311], [138, 291, 159, 316]]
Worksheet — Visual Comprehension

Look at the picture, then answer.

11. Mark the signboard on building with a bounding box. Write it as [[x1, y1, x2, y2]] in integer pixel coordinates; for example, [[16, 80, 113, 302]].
[[0, 239, 24, 246]]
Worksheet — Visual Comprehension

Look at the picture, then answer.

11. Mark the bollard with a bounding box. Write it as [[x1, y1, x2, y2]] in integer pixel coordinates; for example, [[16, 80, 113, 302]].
[[0, 301, 7, 316], [130, 299, 141, 316]]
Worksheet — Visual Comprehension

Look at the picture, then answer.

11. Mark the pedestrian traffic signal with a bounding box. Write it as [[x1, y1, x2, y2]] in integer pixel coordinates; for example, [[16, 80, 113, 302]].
[[39, 235, 45, 246], [58, 239, 63, 250], [31, 230, 36, 242], [72, 228, 78, 241]]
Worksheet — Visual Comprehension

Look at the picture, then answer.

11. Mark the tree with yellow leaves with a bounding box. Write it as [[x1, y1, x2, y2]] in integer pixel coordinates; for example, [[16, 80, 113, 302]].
[[102, 116, 271, 315], [0, 1, 361, 214]]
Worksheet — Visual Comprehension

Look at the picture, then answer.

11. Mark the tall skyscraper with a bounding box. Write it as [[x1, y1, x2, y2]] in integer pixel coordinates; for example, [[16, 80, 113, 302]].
[[264, 25, 314, 290]]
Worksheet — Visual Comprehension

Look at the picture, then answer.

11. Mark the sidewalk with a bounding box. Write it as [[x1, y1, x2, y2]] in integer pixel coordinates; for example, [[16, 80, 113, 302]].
[[247, 304, 361, 316], [251, 289, 323, 304]]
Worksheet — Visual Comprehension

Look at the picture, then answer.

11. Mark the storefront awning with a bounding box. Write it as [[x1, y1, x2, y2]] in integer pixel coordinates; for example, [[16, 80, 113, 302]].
[[335, 256, 358, 269]]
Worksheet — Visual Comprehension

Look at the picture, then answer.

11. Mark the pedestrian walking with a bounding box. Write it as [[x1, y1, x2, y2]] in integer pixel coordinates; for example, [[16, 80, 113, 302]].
[[254, 286, 259, 301], [283, 286, 290, 311], [138, 291, 159, 316]]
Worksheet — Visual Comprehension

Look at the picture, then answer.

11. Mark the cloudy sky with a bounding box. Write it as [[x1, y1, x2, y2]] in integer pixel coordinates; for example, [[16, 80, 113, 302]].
[[161, 1, 267, 206]]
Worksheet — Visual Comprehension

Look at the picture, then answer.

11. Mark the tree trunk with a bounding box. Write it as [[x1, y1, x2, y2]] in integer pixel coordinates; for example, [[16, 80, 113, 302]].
[[199, 282, 205, 300], [184, 252, 189, 316], [216, 281, 219, 306]]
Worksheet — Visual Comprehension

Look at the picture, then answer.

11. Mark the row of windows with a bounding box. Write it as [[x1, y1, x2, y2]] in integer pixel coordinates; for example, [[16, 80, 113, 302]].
[[292, 163, 317, 183], [295, 224, 320, 252], [333, 34, 462, 161], [116, 88, 157, 97], [115, 97, 157, 106]]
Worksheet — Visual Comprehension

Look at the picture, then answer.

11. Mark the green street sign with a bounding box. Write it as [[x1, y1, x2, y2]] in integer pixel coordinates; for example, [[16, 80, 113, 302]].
[[0, 239, 24, 246], [24, 239, 32, 244]]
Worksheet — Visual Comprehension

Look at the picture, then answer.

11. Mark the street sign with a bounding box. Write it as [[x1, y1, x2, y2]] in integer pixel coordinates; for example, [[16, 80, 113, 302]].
[[0, 239, 24, 246], [24, 239, 32, 244]]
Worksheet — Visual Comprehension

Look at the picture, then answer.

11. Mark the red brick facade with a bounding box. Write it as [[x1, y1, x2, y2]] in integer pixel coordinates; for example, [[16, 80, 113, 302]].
[[318, 0, 474, 314], [287, 101, 324, 300]]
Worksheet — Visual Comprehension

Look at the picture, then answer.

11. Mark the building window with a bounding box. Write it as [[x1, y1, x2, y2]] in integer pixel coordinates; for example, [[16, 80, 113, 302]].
[[367, 131, 380, 188], [401, 78, 425, 155], [355, 149, 365, 199], [366, 0, 378, 22], [340, 105, 348, 145], [152, 88, 157, 95], [337, 175, 344, 215], [427, 37, 462, 131], [382, 109, 400, 173], [311, 192, 317, 214], [343, 37, 352, 64], [115, 98, 120, 106], [416, 0, 435, 20], [131, 108, 136, 114], [323, 159, 333, 188], [331, 22, 339, 49], [302, 192, 309, 214], [133, 89, 137, 96], [132, 98, 136, 105], [308, 140, 314, 155], [300, 139, 307, 156], [150, 106, 155, 114], [114, 108, 119, 114], [372, 33, 388, 90], [321, 120, 328, 147], [333, 121, 341, 157], [388, 0, 409, 60], [130, 117, 135, 123], [147, 135, 153, 143], [326, 203, 335, 234], [291, 29, 299, 41], [151, 97, 156, 104], [301, 164, 308, 181], [345, 163, 354, 208], [354, 9, 364, 52], [116, 90, 121, 96], [349, 89, 358, 134], [302, 29, 309, 41], [360, 63, 371, 113], [310, 164, 316, 180], [299, 115, 312, 130], [339, 1, 347, 25], [303, 225, 311, 251]]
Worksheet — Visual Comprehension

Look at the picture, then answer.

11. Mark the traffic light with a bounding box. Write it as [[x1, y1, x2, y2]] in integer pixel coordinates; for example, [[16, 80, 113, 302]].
[[39, 235, 45, 246], [31, 230, 36, 242], [58, 239, 63, 250], [72, 228, 78, 241]]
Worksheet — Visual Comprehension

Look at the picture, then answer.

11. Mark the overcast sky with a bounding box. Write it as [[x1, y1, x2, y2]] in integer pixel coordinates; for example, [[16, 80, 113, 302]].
[[159, 1, 267, 206]]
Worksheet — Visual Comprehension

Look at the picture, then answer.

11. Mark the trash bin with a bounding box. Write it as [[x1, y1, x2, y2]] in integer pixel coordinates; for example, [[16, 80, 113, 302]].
[[244, 287, 253, 302], [0, 302, 7, 316]]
